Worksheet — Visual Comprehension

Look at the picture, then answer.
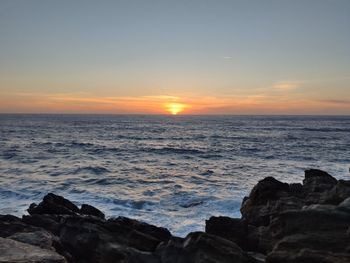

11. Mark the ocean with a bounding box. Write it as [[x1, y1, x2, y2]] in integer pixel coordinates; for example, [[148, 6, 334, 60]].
[[0, 114, 349, 236]]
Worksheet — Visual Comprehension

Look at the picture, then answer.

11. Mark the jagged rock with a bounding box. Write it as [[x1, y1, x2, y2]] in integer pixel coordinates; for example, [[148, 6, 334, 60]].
[[205, 216, 253, 250], [109, 217, 171, 242], [0, 237, 66, 263], [28, 193, 80, 216], [240, 177, 295, 226], [22, 214, 64, 235], [155, 232, 256, 263], [321, 180, 350, 205], [2, 169, 350, 263], [267, 249, 350, 263], [80, 204, 105, 219], [247, 177, 290, 205], [0, 214, 41, 237], [59, 215, 169, 262], [338, 197, 350, 213], [302, 169, 338, 204], [9, 230, 55, 250]]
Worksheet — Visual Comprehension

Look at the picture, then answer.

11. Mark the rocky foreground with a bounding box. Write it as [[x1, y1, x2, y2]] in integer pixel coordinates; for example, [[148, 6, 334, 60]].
[[1, 169, 350, 263]]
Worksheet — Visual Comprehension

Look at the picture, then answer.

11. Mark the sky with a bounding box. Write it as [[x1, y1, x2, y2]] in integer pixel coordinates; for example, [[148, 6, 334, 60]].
[[0, 0, 349, 115]]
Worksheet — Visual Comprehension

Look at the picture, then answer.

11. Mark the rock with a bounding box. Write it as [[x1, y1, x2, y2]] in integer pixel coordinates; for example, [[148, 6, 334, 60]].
[[247, 177, 290, 205], [303, 169, 337, 198], [267, 249, 350, 263], [338, 197, 350, 213], [109, 216, 171, 242], [80, 204, 105, 219], [267, 208, 350, 245], [240, 177, 294, 226], [0, 214, 41, 237], [22, 214, 63, 235], [0, 237, 66, 263], [205, 216, 251, 250], [59, 215, 169, 262], [241, 195, 304, 227], [9, 230, 55, 250], [156, 232, 256, 263], [321, 180, 350, 205], [28, 193, 80, 216]]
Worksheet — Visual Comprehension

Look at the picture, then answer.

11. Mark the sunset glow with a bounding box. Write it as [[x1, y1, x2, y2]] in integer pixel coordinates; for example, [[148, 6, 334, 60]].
[[166, 103, 186, 115]]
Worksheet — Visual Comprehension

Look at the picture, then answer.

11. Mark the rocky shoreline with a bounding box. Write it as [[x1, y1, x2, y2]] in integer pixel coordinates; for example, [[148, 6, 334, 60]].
[[1, 169, 350, 263]]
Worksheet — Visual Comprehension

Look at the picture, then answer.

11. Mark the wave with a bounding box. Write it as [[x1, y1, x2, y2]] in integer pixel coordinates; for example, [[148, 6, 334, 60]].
[[301, 127, 350, 132], [72, 166, 110, 175], [143, 147, 204, 155]]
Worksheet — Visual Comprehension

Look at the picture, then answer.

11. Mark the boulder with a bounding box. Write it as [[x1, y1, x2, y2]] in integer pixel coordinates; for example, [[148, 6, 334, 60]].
[[28, 193, 80, 216], [9, 230, 55, 250], [80, 204, 105, 219], [205, 216, 252, 250], [156, 232, 257, 263], [0, 237, 66, 263], [302, 169, 338, 204], [0, 214, 41, 237], [338, 197, 350, 213], [321, 180, 350, 205], [59, 215, 169, 262], [22, 214, 64, 235]]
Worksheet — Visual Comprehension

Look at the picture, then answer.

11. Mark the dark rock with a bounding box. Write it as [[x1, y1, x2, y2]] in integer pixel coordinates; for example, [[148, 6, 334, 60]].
[[0, 237, 67, 263], [321, 180, 350, 205], [303, 169, 337, 200], [28, 193, 80, 216], [248, 177, 290, 205], [205, 216, 252, 250], [109, 216, 171, 242], [156, 232, 257, 263], [241, 195, 304, 227], [240, 177, 293, 226], [268, 207, 350, 241], [267, 249, 350, 263], [0, 214, 41, 237], [22, 214, 63, 235], [338, 197, 350, 213], [80, 204, 105, 219], [288, 183, 303, 196], [9, 230, 55, 250], [59, 215, 168, 262]]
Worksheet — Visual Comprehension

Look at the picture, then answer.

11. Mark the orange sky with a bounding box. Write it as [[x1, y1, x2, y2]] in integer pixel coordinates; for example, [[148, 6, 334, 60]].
[[1, 92, 350, 115]]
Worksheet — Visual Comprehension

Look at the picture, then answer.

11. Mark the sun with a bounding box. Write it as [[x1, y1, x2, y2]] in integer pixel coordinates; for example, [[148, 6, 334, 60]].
[[165, 103, 186, 115]]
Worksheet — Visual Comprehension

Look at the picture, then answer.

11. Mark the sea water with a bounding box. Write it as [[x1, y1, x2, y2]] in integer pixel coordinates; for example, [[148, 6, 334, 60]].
[[0, 114, 349, 236]]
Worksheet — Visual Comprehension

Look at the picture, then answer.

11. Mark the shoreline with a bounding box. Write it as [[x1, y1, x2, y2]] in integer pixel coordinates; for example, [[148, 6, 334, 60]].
[[1, 168, 350, 262]]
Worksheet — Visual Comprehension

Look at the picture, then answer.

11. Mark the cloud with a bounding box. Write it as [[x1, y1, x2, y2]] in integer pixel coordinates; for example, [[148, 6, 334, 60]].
[[318, 99, 350, 105], [223, 56, 233, 59], [272, 81, 301, 91]]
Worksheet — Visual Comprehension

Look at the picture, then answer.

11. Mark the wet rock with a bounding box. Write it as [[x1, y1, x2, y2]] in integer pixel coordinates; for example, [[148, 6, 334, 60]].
[[0, 237, 66, 263], [28, 193, 80, 216], [80, 204, 105, 219]]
